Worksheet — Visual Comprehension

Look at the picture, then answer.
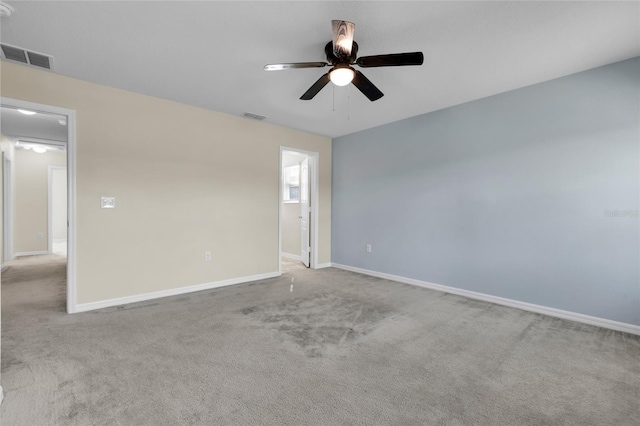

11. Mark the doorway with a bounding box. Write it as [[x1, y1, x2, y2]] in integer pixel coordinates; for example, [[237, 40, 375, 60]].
[[279, 147, 319, 274], [49, 166, 67, 256], [2, 152, 13, 263], [1, 97, 77, 313]]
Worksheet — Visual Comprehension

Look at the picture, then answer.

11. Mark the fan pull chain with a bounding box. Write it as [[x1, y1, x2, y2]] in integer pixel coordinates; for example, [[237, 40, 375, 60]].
[[347, 85, 350, 120], [332, 84, 335, 112]]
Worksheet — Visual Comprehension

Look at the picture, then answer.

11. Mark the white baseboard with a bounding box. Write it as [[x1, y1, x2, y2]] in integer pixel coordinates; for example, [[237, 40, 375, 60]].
[[281, 253, 301, 261], [75, 271, 280, 313], [14, 251, 49, 257], [315, 262, 332, 269], [331, 263, 640, 336]]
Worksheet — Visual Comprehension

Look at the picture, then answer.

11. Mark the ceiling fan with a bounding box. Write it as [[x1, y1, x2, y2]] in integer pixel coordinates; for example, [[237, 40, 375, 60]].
[[264, 20, 424, 102]]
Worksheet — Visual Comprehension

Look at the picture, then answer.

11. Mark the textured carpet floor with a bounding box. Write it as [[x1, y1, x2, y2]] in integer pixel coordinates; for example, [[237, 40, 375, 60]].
[[1, 255, 639, 425]]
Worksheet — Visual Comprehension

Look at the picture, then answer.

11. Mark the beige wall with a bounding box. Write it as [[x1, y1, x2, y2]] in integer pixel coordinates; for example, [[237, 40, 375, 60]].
[[13, 149, 66, 254], [51, 167, 67, 240], [0, 133, 13, 386], [1, 61, 332, 305], [1, 144, 2, 268], [1, 133, 15, 265]]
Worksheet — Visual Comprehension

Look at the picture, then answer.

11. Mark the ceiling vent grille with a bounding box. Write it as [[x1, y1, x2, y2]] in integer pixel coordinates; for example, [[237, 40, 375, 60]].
[[244, 112, 267, 121], [1, 43, 53, 70]]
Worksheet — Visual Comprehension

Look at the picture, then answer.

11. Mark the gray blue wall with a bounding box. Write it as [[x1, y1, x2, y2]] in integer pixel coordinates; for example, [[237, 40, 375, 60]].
[[332, 57, 640, 326]]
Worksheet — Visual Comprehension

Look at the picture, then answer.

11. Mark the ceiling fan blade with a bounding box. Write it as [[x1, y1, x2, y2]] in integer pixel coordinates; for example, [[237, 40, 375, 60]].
[[352, 70, 384, 101], [300, 73, 331, 100], [264, 62, 328, 71], [332, 20, 355, 58], [356, 52, 424, 68]]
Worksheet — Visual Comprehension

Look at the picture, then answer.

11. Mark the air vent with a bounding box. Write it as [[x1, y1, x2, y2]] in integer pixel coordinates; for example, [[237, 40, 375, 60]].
[[243, 112, 267, 121], [27, 51, 50, 69], [1, 44, 26, 63], [1, 43, 53, 70]]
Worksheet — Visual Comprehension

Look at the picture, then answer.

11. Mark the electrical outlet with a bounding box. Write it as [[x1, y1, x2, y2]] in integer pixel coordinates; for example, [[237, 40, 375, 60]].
[[37, 232, 44, 240], [366, 244, 372, 253], [205, 251, 212, 262]]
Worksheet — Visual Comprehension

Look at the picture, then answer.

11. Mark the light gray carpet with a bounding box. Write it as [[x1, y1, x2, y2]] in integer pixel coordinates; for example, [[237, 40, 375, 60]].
[[2, 255, 639, 425]]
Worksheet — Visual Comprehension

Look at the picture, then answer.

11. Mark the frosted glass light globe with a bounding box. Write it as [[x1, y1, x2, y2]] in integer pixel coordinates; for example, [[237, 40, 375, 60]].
[[329, 67, 355, 86]]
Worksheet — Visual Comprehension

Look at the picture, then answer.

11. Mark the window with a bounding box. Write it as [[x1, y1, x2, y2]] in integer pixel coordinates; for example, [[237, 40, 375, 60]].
[[283, 164, 300, 203]]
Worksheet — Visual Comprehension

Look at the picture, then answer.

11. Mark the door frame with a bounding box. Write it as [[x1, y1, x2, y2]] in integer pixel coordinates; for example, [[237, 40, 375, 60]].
[[48, 165, 67, 254], [2, 152, 13, 263], [1, 97, 78, 313], [279, 146, 319, 274]]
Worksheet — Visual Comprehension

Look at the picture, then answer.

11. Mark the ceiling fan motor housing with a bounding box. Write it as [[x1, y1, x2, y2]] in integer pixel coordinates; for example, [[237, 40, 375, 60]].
[[325, 41, 358, 65]]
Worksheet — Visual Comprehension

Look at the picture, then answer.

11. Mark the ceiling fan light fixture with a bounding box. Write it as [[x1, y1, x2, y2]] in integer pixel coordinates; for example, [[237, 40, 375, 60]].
[[329, 66, 355, 87], [0, 2, 14, 18], [265, 19, 423, 101]]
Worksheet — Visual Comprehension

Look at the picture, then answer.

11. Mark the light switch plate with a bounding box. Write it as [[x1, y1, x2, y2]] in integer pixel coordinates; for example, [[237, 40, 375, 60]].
[[101, 197, 115, 209]]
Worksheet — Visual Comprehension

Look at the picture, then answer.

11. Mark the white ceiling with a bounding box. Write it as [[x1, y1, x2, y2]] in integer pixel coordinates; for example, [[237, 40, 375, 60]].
[[283, 150, 308, 168], [1, 1, 638, 138], [0, 106, 68, 142]]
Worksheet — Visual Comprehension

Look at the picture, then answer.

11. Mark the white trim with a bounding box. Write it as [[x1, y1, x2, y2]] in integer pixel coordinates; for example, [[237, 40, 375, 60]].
[[2, 97, 78, 314], [67, 107, 78, 313], [278, 147, 320, 273], [75, 271, 280, 313], [0, 385, 3, 404], [14, 251, 49, 257], [48, 165, 66, 254], [331, 263, 640, 336], [281, 252, 301, 261], [315, 262, 332, 269]]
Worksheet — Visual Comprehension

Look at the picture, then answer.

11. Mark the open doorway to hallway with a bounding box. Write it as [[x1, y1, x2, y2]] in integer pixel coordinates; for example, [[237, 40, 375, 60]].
[[49, 165, 67, 256], [279, 147, 319, 273], [1, 98, 76, 313]]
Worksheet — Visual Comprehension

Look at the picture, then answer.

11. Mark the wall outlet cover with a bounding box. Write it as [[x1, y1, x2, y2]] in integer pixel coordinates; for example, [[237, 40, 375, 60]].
[[101, 197, 115, 209]]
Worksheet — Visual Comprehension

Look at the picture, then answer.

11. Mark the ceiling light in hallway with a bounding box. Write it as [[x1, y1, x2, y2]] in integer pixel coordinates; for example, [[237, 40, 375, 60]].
[[0, 1, 13, 18]]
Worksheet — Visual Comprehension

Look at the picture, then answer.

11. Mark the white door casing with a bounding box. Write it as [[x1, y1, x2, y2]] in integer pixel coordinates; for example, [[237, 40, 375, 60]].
[[299, 157, 310, 267], [278, 146, 319, 274]]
